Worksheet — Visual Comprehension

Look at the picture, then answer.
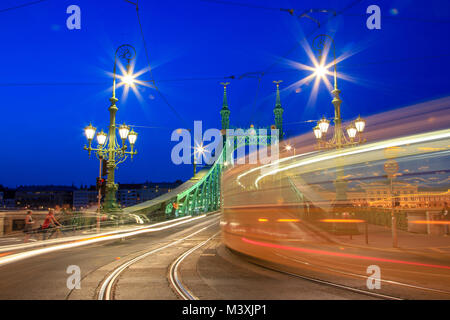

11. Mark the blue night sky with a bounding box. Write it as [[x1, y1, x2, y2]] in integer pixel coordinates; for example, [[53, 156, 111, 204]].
[[0, 0, 449, 187]]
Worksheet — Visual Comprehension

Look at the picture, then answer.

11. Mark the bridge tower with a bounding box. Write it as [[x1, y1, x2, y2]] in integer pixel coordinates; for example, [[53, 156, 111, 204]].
[[273, 80, 284, 140], [159, 82, 282, 217], [220, 82, 230, 131]]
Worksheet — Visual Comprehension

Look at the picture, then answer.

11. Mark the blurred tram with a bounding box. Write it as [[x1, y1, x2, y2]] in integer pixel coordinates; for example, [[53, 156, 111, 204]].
[[220, 128, 450, 296]]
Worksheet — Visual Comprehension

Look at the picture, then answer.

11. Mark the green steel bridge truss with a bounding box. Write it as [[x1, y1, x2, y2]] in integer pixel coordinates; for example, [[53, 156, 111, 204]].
[[123, 130, 277, 218], [166, 130, 277, 217]]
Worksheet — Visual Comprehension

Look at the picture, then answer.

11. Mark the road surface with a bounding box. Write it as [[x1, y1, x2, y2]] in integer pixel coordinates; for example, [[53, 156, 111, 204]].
[[0, 213, 402, 300]]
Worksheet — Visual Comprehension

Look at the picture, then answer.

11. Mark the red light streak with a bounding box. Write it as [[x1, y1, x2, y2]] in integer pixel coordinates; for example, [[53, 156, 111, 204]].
[[241, 237, 450, 270]]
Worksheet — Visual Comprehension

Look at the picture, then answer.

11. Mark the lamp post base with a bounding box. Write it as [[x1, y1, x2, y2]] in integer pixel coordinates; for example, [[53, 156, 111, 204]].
[[103, 181, 122, 214], [103, 201, 122, 214]]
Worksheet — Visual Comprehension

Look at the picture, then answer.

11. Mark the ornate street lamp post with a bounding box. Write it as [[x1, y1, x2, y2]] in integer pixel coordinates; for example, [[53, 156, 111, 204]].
[[311, 35, 366, 150], [83, 44, 139, 213], [311, 35, 367, 234]]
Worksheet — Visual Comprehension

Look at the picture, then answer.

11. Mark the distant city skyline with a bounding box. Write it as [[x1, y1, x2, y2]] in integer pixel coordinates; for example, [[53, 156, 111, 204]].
[[0, 179, 183, 189]]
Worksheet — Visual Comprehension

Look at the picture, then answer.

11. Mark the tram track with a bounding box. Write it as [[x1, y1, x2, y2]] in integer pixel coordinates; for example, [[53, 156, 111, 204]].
[[168, 231, 220, 300], [97, 215, 220, 300]]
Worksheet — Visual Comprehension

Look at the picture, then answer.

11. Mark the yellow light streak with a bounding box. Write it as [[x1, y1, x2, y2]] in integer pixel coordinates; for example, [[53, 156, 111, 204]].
[[254, 129, 450, 188], [320, 219, 365, 223], [411, 221, 450, 225]]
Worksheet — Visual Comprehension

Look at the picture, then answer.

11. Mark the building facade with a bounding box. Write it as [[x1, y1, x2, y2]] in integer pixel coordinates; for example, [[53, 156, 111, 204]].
[[117, 182, 182, 208], [349, 182, 450, 209], [15, 186, 75, 210], [73, 189, 98, 210]]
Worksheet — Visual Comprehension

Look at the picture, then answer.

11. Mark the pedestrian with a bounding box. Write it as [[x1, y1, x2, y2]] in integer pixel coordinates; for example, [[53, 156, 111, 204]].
[[41, 209, 62, 240], [23, 210, 35, 243], [442, 203, 449, 236]]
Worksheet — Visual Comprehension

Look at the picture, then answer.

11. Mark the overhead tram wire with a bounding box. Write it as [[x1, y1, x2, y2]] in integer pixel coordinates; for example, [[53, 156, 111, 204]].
[[201, 0, 306, 18], [200, 1, 330, 121], [202, 0, 450, 24], [202, 0, 363, 123], [2, 51, 450, 87], [200, 0, 361, 74], [0, 82, 109, 87], [128, 124, 175, 130], [243, 0, 364, 123], [0, 0, 48, 13], [124, 0, 192, 131], [342, 13, 450, 24]]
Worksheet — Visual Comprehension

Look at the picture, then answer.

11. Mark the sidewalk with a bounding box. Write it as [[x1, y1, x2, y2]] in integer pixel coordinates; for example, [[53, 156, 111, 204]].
[[305, 221, 450, 254]]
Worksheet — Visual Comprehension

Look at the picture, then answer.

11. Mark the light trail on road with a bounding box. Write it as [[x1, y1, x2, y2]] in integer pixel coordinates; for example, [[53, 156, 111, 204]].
[[254, 129, 450, 188], [242, 237, 450, 270], [0, 215, 207, 268]]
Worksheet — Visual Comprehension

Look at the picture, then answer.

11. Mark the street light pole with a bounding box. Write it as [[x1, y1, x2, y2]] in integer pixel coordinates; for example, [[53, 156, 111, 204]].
[[384, 150, 400, 248], [311, 35, 367, 235], [193, 145, 206, 178], [390, 176, 398, 247], [312, 34, 365, 151], [313, 35, 342, 146], [84, 44, 139, 214], [326, 35, 343, 150], [97, 157, 103, 232], [313, 35, 347, 205], [193, 155, 197, 177], [104, 45, 136, 212], [104, 94, 119, 211]]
